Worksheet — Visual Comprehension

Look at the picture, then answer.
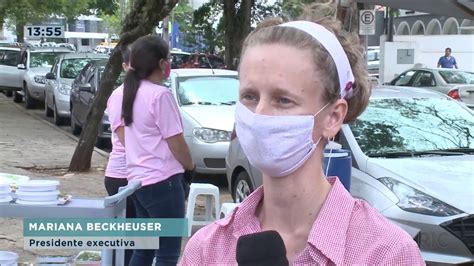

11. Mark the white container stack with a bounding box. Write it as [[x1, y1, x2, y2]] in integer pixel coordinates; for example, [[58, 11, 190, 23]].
[[0, 251, 18, 266], [15, 180, 60, 205], [0, 182, 12, 203]]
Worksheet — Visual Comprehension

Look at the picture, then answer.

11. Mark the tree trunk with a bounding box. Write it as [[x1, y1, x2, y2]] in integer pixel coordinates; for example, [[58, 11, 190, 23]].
[[0, 21, 4, 39], [387, 7, 394, 42], [223, 1, 236, 69], [15, 22, 25, 43], [223, 0, 254, 70], [69, 0, 179, 172]]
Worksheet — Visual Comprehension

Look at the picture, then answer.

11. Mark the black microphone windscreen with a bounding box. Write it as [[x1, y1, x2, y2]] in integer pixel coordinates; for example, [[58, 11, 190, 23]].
[[236, 230, 289, 266]]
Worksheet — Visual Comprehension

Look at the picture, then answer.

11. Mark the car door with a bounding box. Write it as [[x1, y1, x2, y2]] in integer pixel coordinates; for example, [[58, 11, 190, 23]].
[[77, 65, 96, 125], [0, 49, 22, 88], [411, 71, 437, 88], [390, 70, 418, 86], [46, 58, 60, 106], [70, 63, 87, 117]]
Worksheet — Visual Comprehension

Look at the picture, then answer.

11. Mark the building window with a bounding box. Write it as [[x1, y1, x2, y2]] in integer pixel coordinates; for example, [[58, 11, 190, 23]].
[[81, 39, 90, 46]]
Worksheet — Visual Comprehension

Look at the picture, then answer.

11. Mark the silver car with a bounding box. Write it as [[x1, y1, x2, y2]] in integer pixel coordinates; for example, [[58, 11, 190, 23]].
[[167, 69, 239, 174], [44, 53, 108, 125], [226, 86, 474, 264], [15, 46, 73, 108], [0, 46, 22, 97], [388, 67, 474, 109]]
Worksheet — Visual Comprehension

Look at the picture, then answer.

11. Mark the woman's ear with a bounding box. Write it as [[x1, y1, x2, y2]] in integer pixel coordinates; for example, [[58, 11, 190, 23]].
[[159, 59, 166, 72], [322, 99, 348, 139]]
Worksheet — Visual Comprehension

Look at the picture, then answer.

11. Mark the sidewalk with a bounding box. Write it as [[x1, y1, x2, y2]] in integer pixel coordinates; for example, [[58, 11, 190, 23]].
[[0, 93, 109, 262], [0, 93, 108, 174]]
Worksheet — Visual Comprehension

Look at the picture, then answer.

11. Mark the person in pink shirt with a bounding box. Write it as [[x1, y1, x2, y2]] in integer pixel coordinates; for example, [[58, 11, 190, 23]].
[[104, 46, 134, 266], [121, 35, 193, 266], [180, 4, 424, 265]]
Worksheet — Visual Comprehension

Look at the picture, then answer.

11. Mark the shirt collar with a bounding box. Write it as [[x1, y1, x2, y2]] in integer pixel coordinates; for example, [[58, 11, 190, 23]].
[[216, 177, 355, 265]]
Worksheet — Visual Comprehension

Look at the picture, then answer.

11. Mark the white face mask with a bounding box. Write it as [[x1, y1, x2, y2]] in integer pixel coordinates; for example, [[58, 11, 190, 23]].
[[234, 101, 329, 177]]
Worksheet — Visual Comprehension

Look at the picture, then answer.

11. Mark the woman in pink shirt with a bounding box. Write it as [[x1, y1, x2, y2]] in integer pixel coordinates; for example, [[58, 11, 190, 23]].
[[121, 36, 194, 266], [104, 46, 135, 266], [181, 4, 424, 265]]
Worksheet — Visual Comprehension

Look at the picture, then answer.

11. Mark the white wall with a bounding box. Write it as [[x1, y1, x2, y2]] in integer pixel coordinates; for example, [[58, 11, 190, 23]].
[[380, 34, 474, 83]]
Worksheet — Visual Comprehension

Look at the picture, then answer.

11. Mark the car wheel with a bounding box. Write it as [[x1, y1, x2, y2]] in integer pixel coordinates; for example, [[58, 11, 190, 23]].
[[233, 171, 254, 203], [24, 85, 37, 109], [70, 106, 82, 136], [53, 100, 64, 126], [13, 92, 23, 103], [44, 96, 53, 117]]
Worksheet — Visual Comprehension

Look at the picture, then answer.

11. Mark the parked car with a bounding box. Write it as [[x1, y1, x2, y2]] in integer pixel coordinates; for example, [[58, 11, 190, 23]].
[[44, 53, 108, 125], [0, 46, 22, 97], [170, 49, 191, 69], [226, 86, 474, 264], [167, 69, 238, 174], [14, 46, 74, 108], [367, 47, 380, 78], [387, 67, 474, 109], [180, 53, 226, 69], [70, 59, 124, 146]]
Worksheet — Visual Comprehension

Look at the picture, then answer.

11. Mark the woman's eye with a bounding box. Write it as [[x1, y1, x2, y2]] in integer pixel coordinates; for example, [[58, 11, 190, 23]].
[[241, 94, 257, 101], [277, 97, 292, 104]]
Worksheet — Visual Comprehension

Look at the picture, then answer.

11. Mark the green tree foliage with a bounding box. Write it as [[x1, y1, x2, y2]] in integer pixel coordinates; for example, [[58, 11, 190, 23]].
[[1, 0, 91, 42], [89, 0, 120, 16], [192, 0, 224, 53], [191, 0, 281, 66], [101, 13, 121, 35], [281, 0, 317, 19]]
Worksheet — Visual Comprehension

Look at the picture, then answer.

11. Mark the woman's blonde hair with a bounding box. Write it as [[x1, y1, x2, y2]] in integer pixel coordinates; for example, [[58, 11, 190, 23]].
[[241, 2, 371, 123]]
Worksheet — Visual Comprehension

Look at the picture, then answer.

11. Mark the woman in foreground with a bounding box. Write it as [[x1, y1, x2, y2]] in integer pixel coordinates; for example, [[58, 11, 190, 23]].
[[180, 3, 424, 265]]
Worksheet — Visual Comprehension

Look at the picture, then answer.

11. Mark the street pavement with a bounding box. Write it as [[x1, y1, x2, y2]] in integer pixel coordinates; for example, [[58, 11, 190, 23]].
[[0, 92, 231, 263]]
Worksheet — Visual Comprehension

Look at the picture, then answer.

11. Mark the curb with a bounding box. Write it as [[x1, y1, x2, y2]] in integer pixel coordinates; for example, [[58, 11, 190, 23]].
[[2, 94, 110, 159]]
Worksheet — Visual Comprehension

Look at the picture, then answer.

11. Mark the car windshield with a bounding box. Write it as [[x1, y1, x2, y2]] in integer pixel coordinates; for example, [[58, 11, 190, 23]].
[[439, 70, 474, 84], [349, 98, 474, 157], [30, 52, 65, 68], [177, 76, 239, 106], [99, 66, 125, 87], [60, 58, 96, 79]]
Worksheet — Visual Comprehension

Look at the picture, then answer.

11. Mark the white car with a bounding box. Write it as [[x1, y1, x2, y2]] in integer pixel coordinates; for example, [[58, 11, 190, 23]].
[[0, 46, 22, 96], [15, 46, 73, 108], [167, 69, 239, 174], [226, 86, 474, 264], [44, 53, 108, 125]]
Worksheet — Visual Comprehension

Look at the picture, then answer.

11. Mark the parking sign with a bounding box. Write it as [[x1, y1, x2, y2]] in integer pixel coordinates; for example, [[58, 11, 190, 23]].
[[359, 10, 376, 35]]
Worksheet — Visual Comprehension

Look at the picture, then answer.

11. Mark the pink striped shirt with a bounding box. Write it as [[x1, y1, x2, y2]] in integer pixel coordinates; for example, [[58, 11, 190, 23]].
[[180, 178, 424, 265]]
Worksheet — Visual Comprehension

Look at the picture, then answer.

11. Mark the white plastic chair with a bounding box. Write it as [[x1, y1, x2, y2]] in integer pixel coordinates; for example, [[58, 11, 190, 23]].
[[185, 183, 220, 236]]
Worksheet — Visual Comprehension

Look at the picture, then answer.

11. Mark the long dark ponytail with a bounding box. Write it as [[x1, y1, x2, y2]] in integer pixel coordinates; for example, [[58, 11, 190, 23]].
[[122, 35, 169, 126]]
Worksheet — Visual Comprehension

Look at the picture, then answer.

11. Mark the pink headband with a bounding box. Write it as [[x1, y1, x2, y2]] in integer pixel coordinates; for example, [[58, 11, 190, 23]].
[[279, 21, 355, 99]]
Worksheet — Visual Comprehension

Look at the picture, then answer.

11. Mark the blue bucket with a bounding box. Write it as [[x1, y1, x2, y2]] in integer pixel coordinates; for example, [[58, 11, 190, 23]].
[[323, 149, 352, 191]]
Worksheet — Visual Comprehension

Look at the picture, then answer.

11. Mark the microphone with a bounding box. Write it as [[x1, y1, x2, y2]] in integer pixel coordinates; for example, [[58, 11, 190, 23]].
[[236, 230, 289, 266]]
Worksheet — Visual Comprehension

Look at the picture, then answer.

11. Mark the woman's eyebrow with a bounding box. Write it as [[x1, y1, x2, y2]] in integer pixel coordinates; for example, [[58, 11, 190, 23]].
[[271, 87, 301, 99], [240, 87, 258, 94]]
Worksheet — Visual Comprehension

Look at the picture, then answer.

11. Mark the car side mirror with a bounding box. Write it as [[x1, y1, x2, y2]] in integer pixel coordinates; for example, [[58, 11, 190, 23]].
[[45, 73, 55, 80], [17, 64, 26, 70], [79, 83, 92, 93]]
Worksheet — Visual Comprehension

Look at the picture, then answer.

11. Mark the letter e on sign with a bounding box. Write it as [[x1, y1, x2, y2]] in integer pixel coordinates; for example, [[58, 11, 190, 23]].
[[359, 10, 376, 35]]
